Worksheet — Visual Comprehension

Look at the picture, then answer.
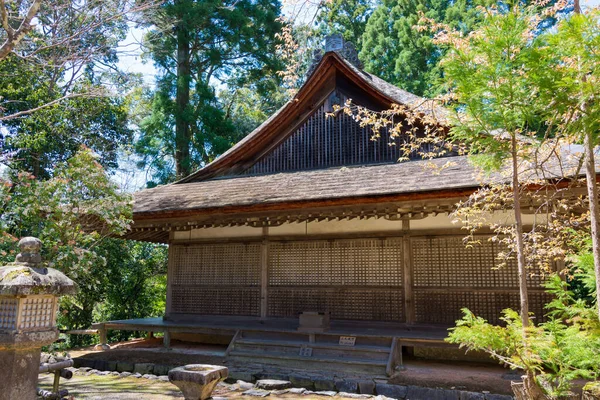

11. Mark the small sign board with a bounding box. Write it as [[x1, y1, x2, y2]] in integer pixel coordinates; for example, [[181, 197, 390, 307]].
[[339, 336, 356, 346], [299, 347, 313, 357]]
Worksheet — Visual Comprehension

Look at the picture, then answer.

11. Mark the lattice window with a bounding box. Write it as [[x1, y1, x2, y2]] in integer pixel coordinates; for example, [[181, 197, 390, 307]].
[[268, 288, 403, 321], [0, 297, 18, 330], [18, 296, 56, 330], [172, 243, 260, 286], [412, 236, 545, 289], [269, 238, 403, 287], [170, 243, 261, 316], [267, 238, 403, 321], [171, 287, 260, 316], [411, 236, 550, 324], [414, 291, 552, 325]]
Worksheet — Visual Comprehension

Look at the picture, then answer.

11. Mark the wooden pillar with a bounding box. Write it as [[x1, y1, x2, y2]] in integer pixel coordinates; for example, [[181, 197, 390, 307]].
[[402, 220, 415, 324], [163, 331, 171, 348], [165, 234, 175, 319], [260, 226, 269, 319]]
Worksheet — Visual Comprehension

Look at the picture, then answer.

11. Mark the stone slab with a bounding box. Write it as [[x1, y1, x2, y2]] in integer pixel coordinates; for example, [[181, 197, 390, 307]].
[[255, 379, 292, 390], [243, 389, 270, 397], [375, 383, 407, 399], [336, 379, 359, 393]]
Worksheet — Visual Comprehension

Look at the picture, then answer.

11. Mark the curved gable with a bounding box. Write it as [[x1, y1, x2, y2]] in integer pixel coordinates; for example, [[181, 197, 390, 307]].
[[178, 52, 447, 183]]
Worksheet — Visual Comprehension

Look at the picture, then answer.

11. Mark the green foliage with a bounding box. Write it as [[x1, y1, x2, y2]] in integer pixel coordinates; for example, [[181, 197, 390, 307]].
[[0, 148, 132, 273], [0, 149, 165, 347], [0, 55, 134, 178], [536, 10, 600, 147], [448, 265, 600, 398], [441, 4, 552, 165], [136, 0, 284, 183], [360, 0, 481, 97], [92, 239, 167, 344], [316, 0, 375, 52]]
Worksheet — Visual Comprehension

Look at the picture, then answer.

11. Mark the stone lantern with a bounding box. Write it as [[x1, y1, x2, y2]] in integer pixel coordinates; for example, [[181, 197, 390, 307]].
[[0, 237, 77, 400]]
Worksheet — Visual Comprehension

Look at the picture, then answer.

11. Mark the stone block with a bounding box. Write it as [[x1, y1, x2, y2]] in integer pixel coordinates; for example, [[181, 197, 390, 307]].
[[459, 392, 485, 400], [73, 358, 95, 369], [152, 364, 171, 376], [376, 383, 408, 399], [116, 361, 134, 372], [227, 370, 255, 383], [107, 361, 118, 371], [289, 374, 315, 390], [93, 360, 108, 371], [256, 379, 292, 390], [406, 386, 446, 400], [358, 380, 375, 395], [134, 363, 155, 375], [336, 380, 359, 393], [314, 378, 336, 392], [443, 389, 460, 400], [485, 395, 513, 400]]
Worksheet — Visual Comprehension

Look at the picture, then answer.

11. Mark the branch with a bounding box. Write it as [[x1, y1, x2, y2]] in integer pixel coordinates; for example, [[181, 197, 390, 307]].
[[0, 91, 104, 121], [0, 0, 42, 61]]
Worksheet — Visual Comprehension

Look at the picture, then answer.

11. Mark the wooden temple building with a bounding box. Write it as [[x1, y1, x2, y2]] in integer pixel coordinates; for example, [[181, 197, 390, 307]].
[[106, 39, 554, 374]]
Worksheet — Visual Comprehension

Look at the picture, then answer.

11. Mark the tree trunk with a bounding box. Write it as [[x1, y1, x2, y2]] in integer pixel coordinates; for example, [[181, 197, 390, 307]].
[[511, 372, 549, 400], [583, 132, 600, 320], [574, 0, 600, 321], [174, 0, 192, 179], [511, 136, 530, 328]]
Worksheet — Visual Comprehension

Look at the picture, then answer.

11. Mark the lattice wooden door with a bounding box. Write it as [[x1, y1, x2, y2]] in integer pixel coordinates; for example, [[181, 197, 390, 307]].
[[267, 238, 404, 321], [170, 243, 261, 316], [411, 236, 551, 325]]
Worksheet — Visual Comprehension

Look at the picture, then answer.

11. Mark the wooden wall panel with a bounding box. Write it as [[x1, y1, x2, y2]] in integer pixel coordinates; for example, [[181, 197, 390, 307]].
[[241, 91, 437, 176], [411, 236, 550, 325], [170, 243, 261, 316], [267, 238, 404, 321]]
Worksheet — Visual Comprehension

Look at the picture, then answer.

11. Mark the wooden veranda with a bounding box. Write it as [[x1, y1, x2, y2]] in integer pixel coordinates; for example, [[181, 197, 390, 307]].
[[95, 316, 455, 376]]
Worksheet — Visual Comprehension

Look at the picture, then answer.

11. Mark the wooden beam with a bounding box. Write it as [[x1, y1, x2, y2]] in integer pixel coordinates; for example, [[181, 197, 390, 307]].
[[402, 220, 415, 324], [260, 226, 269, 319]]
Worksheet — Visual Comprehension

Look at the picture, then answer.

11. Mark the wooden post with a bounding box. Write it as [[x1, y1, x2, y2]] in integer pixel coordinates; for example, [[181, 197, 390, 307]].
[[165, 234, 175, 319], [402, 220, 415, 324], [94, 323, 110, 350], [260, 226, 269, 319], [163, 331, 171, 348]]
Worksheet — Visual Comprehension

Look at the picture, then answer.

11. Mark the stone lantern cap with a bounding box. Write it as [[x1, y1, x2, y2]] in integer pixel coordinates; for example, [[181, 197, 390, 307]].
[[0, 237, 77, 296]]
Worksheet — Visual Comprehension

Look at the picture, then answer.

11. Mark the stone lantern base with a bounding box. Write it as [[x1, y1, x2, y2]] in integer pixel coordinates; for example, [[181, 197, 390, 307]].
[[0, 330, 59, 400]]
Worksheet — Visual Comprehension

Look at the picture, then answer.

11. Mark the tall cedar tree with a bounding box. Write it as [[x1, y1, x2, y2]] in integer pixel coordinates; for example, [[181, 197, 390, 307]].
[[360, 0, 481, 97], [137, 0, 283, 182]]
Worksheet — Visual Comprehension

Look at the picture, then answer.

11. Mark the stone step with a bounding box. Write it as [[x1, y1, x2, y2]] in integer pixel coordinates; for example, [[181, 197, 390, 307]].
[[239, 330, 394, 348], [228, 350, 389, 375], [234, 340, 390, 362], [236, 338, 391, 352]]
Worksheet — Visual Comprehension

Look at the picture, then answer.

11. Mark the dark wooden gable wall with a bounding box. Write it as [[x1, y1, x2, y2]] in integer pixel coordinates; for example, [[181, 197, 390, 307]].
[[230, 74, 439, 177]]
